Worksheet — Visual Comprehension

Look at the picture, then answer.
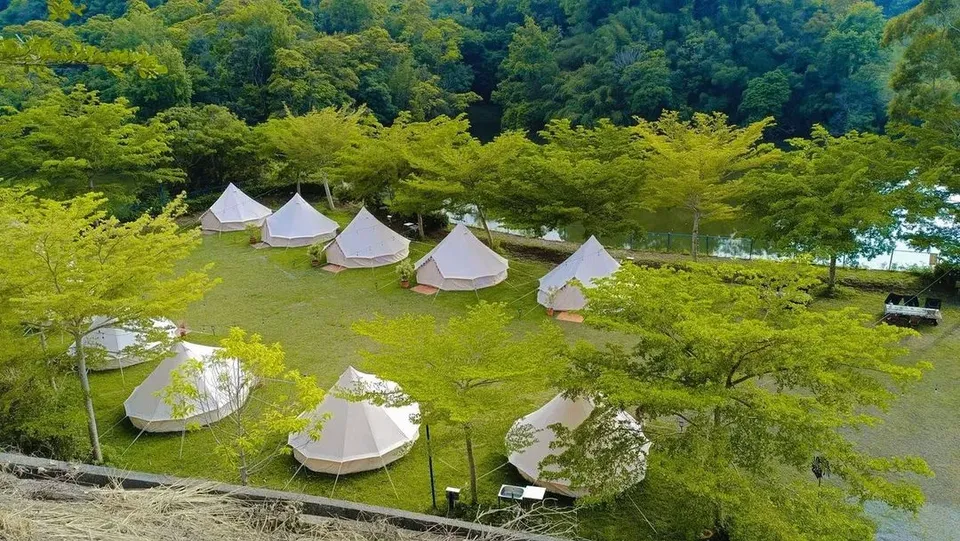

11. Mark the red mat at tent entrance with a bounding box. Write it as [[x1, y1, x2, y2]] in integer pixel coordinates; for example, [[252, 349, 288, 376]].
[[411, 284, 439, 295], [555, 312, 584, 323]]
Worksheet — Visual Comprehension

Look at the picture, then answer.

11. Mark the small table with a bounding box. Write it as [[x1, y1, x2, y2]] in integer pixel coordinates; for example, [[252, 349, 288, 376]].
[[521, 485, 546, 504], [884, 303, 942, 325]]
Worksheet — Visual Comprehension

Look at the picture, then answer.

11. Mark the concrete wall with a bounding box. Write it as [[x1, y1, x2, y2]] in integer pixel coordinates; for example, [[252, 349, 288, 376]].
[[0, 452, 564, 541]]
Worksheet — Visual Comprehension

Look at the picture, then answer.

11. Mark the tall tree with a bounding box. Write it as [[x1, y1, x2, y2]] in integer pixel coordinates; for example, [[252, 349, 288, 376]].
[[0, 85, 183, 207], [159, 104, 262, 194], [554, 261, 931, 540], [255, 106, 368, 207], [337, 113, 473, 235], [743, 126, 916, 289], [633, 111, 779, 260], [162, 327, 325, 486], [884, 0, 960, 261], [489, 119, 644, 240], [0, 189, 216, 462], [492, 16, 559, 130], [353, 302, 564, 505]]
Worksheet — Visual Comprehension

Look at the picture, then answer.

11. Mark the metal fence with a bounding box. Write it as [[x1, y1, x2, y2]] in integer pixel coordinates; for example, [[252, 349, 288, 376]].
[[623, 232, 761, 259]]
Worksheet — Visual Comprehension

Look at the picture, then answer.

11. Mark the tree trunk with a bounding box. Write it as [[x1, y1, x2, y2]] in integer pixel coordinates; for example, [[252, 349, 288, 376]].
[[828, 254, 837, 293], [322, 171, 335, 209], [296, 178, 301, 194], [417, 213, 425, 240], [239, 452, 249, 486], [74, 333, 103, 463], [691, 210, 701, 261], [88, 177, 95, 191], [476, 206, 494, 246], [464, 426, 478, 506]]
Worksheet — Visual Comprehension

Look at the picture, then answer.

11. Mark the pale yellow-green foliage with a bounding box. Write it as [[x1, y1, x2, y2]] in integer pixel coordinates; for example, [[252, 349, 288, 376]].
[[162, 327, 325, 483]]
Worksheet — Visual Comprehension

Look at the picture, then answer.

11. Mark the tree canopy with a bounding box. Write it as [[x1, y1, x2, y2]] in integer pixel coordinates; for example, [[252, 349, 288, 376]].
[[553, 261, 931, 539]]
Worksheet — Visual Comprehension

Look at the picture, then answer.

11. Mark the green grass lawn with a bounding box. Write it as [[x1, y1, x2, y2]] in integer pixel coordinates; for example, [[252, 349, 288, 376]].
[[88, 209, 960, 540]]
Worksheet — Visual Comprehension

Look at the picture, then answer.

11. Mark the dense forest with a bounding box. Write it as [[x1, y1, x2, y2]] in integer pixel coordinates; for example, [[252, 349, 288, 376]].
[[0, 0, 920, 133], [2, 0, 957, 265]]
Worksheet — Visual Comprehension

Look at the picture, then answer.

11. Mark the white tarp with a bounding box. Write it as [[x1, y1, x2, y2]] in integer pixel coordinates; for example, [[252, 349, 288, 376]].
[[262, 193, 339, 247], [200, 183, 272, 232], [414, 224, 508, 290], [507, 394, 649, 498], [538, 236, 620, 311], [124, 342, 251, 433], [289, 367, 420, 475], [74, 316, 179, 371], [325, 207, 410, 268]]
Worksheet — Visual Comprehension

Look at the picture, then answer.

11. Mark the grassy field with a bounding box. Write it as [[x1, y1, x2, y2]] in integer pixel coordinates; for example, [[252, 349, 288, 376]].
[[88, 207, 959, 540]]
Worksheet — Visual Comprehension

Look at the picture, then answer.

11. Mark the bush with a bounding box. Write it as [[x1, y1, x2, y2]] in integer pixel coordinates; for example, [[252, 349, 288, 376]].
[[245, 224, 262, 243], [395, 259, 415, 282], [307, 242, 326, 263], [0, 354, 89, 460]]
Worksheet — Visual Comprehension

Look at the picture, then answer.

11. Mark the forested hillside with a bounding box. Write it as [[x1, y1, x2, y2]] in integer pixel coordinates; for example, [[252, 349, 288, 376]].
[[1, 0, 957, 264], [0, 0, 918, 133]]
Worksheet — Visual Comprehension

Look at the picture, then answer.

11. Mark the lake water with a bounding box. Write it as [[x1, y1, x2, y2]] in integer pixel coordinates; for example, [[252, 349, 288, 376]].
[[450, 210, 939, 271]]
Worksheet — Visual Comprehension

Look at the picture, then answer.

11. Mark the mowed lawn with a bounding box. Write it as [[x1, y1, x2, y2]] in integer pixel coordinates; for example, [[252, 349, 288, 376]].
[[88, 208, 960, 540]]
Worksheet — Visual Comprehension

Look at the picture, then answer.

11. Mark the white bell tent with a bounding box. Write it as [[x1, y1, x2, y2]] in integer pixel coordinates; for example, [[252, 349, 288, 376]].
[[200, 183, 272, 232], [325, 207, 410, 268], [538, 236, 620, 311], [76, 316, 179, 371], [124, 342, 251, 433], [414, 224, 508, 291], [507, 394, 649, 498], [262, 193, 339, 247], [289, 367, 420, 475]]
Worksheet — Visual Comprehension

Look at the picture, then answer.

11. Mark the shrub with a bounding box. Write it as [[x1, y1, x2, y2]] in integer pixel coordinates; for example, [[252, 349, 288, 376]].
[[307, 242, 326, 264], [395, 259, 415, 282], [245, 224, 262, 243]]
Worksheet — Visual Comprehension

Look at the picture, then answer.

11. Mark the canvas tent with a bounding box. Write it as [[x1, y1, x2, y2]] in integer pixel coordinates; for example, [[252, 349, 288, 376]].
[[262, 193, 339, 247], [200, 183, 272, 232], [74, 316, 179, 371], [538, 236, 620, 311], [124, 342, 251, 433], [325, 207, 410, 268], [507, 394, 649, 498], [289, 367, 420, 475], [414, 224, 508, 291]]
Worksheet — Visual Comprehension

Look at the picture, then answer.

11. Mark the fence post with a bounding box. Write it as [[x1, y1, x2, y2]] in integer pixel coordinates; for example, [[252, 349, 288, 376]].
[[667, 233, 672, 252], [706, 236, 711, 256], [749, 238, 754, 260]]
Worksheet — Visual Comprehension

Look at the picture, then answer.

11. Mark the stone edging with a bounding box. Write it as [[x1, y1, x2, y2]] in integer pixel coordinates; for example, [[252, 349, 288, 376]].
[[0, 452, 566, 541]]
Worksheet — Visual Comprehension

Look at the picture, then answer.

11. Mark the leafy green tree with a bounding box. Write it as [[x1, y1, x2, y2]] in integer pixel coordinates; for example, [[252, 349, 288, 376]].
[[739, 70, 791, 123], [353, 302, 564, 505], [255, 106, 369, 206], [115, 42, 193, 118], [0, 85, 183, 206], [633, 111, 778, 260], [438, 131, 539, 245], [490, 119, 644, 239], [159, 104, 262, 193], [0, 319, 89, 460], [554, 261, 931, 540], [162, 327, 325, 486], [0, 189, 217, 462], [493, 17, 559, 130], [743, 126, 915, 289], [884, 0, 960, 261], [337, 112, 473, 235]]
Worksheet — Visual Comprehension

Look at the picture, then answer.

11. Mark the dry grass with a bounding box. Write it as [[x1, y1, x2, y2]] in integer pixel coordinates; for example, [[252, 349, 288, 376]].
[[0, 474, 450, 541]]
